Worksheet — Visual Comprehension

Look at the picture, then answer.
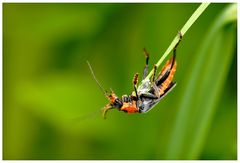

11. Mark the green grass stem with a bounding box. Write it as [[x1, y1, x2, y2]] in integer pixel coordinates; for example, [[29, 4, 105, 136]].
[[144, 3, 210, 81], [166, 4, 237, 159]]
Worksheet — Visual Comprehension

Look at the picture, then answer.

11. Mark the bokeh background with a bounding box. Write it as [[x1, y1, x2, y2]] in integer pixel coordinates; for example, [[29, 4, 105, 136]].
[[3, 3, 237, 160]]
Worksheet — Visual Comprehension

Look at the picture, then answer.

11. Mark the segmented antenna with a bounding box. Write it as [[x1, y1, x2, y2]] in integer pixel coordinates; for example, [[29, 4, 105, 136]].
[[87, 61, 107, 96], [133, 73, 139, 85]]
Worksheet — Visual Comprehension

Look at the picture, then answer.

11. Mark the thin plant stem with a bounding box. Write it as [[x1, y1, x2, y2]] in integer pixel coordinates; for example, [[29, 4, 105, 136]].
[[144, 3, 210, 81], [166, 4, 237, 159]]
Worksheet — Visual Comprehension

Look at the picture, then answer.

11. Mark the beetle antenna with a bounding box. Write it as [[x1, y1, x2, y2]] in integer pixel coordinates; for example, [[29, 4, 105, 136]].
[[87, 61, 108, 96]]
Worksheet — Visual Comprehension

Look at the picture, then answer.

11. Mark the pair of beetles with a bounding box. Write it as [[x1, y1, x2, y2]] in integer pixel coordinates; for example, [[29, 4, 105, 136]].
[[87, 32, 182, 119]]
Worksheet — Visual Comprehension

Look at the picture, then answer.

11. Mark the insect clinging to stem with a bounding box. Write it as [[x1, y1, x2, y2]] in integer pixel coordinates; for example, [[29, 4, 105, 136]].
[[87, 31, 182, 119]]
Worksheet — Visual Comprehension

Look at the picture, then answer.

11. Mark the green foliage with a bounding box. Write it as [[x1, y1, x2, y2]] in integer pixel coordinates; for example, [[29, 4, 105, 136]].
[[145, 3, 210, 80], [166, 4, 237, 159], [3, 3, 236, 160]]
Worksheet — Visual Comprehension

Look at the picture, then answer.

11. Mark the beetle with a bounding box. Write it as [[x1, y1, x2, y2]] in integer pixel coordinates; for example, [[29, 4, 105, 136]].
[[87, 32, 182, 119]]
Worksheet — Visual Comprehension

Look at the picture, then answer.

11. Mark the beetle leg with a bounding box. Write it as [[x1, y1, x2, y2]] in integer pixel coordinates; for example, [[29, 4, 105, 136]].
[[142, 48, 150, 80], [139, 82, 177, 114], [171, 31, 182, 68], [140, 92, 158, 99], [151, 64, 157, 83], [156, 31, 182, 84], [133, 73, 139, 100]]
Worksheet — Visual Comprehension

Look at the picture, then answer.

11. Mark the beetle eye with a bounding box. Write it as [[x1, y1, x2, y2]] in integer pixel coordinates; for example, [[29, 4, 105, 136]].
[[114, 98, 123, 108], [116, 99, 122, 104]]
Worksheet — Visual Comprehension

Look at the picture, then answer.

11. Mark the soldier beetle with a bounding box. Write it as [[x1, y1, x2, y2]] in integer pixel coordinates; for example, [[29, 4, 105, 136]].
[[87, 32, 182, 119]]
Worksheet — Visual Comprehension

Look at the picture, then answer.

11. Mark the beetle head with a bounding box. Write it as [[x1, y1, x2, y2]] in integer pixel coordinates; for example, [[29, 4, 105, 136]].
[[102, 91, 123, 119]]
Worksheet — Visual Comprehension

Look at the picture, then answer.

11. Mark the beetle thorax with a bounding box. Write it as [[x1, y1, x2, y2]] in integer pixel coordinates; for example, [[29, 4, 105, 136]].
[[120, 101, 138, 113]]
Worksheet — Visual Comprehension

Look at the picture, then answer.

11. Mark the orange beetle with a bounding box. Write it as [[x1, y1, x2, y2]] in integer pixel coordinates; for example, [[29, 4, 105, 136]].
[[87, 32, 182, 119]]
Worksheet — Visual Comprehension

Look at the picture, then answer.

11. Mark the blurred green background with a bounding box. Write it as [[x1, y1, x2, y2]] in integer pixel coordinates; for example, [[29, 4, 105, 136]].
[[3, 3, 237, 160]]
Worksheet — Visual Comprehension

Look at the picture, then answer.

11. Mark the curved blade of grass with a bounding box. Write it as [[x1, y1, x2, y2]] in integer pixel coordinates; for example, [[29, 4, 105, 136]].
[[166, 4, 237, 159], [143, 3, 210, 81]]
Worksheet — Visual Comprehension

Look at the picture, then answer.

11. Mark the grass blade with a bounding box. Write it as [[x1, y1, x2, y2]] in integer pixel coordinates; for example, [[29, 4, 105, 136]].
[[166, 4, 237, 159], [144, 3, 210, 81]]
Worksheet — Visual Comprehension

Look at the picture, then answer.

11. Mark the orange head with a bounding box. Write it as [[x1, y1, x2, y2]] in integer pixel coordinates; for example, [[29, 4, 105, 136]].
[[102, 91, 123, 119]]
